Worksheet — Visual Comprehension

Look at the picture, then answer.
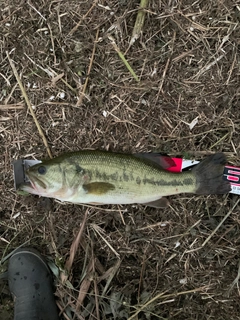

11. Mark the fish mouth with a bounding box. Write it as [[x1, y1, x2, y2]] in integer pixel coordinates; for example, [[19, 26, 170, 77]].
[[21, 173, 47, 194], [19, 180, 36, 194]]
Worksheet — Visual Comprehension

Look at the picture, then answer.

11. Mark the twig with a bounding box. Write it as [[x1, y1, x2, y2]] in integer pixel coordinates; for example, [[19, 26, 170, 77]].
[[27, 1, 46, 20], [76, 259, 94, 311], [166, 126, 234, 141], [64, 209, 88, 274], [192, 54, 225, 79], [24, 54, 77, 94], [75, 29, 99, 107], [6, 51, 52, 158], [68, 0, 98, 36], [91, 223, 120, 258], [209, 132, 229, 149], [225, 52, 237, 85], [201, 198, 240, 248], [0, 103, 24, 110], [101, 259, 121, 297], [92, 246, 100, 320], [227, 259, 240, 297], [128, 286, 207, 320], [157, 57, 170, 96], [155, 32, 175, 100], [129, 0, 149, 47], [179, 151, 235, 157], [108, 35, 140, 82], [47, 23, 56, 65]]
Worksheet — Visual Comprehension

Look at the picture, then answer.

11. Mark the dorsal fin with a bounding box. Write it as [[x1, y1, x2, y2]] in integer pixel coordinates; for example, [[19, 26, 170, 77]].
[[134, 153, 176, 170]]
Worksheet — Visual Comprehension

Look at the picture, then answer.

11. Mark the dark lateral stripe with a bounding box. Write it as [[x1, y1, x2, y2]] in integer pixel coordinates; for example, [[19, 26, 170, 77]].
[[142, 178, 194, 187]]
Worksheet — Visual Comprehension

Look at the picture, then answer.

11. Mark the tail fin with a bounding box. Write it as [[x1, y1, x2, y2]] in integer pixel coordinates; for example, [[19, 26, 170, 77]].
[[193, 153, 231, 194]]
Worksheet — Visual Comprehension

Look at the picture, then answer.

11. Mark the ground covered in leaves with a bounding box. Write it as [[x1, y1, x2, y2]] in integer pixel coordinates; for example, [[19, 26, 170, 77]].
[[1, 0, 240, 319]]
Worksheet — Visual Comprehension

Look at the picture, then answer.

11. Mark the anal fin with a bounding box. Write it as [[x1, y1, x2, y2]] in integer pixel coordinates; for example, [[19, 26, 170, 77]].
[[142, 197, 169, 208]]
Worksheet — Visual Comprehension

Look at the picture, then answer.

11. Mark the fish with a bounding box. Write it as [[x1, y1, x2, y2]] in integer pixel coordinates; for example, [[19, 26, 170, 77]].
[[19, 151, 231, 208]]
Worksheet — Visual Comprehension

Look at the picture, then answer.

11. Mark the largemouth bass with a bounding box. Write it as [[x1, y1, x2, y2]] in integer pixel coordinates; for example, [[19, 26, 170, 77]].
[[20, 151, 231, 208]]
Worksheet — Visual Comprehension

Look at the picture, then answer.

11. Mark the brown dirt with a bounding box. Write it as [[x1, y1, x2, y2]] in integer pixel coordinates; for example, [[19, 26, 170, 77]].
[[1, 0, 240, 319]]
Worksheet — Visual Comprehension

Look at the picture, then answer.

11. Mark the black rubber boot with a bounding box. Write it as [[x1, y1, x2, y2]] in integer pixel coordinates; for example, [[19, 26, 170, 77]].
[[8, 248, 59, 320]]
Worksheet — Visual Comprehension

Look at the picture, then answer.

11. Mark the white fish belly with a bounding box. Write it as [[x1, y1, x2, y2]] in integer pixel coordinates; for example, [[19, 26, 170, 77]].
[[55, 185, 164, 205]]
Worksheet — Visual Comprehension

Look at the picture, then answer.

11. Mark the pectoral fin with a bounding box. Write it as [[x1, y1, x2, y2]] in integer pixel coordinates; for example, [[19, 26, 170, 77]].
[[83, 182, 115, 195], [142, 197, 169, 208]]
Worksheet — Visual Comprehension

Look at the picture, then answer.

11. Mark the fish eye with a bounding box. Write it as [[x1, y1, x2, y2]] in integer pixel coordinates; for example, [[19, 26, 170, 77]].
[[38, 166, 47, 175]]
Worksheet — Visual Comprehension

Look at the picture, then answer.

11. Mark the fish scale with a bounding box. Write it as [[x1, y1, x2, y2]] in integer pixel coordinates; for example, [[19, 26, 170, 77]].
[[61, 152, 196, 202]]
